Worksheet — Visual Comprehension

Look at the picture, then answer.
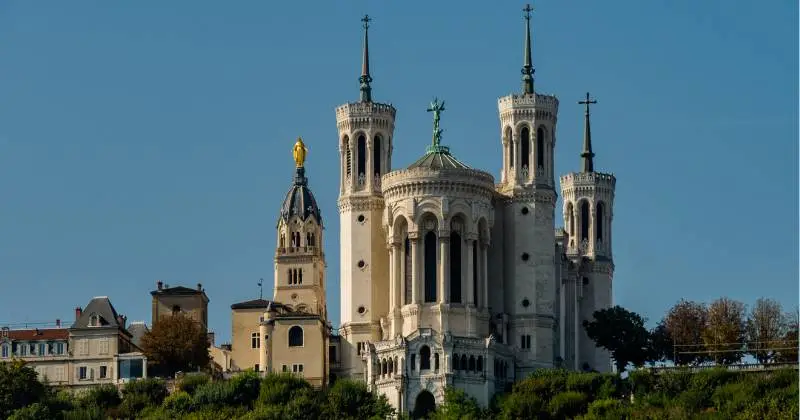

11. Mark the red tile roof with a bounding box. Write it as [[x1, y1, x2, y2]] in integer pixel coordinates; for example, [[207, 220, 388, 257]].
[[6, 328, 69, 341]]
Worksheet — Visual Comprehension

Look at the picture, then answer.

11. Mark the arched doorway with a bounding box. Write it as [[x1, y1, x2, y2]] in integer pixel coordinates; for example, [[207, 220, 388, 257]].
[[412, 390, 436, 419]]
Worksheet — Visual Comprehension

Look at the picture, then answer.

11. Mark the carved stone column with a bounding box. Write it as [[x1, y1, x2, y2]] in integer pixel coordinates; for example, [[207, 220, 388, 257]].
[[408, 232, 420, 304], [465, 234, 476, 306], [481, 241, 489, 309], [438, 233, 450, 304], [365, 137, 373, 191], [388, 244, 395, 311]]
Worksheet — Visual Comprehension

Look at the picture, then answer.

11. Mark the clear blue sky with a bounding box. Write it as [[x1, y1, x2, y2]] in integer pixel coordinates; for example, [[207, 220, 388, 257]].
[[0, 1, 796, 343]]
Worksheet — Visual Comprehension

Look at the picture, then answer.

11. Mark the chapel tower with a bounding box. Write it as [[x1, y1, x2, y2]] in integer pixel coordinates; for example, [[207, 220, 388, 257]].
[[336, 15, 396, 379], [559, 92, 616, 372], [496, 5, 559, 375], [273, 137, 327, 319]]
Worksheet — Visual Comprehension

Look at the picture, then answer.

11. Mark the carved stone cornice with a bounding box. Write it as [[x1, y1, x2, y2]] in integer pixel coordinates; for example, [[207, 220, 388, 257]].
[[337, 196, 386, 213]]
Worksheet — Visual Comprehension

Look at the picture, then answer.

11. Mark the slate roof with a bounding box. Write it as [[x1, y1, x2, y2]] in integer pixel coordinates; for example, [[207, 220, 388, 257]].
[[150, 285, 204, 296], [231, 299, 273, 310], [407, 146, 471, 170], [72, 296, 122, 329], [280, 167, 322, 225], [127, 322, 149, 348]]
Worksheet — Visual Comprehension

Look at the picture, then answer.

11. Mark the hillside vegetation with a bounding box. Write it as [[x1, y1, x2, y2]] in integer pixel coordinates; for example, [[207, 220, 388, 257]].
[[2, 359, 797, 419]]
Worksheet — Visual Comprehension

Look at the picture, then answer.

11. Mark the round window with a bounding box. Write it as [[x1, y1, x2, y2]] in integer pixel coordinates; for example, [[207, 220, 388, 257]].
[[521, 207, 529, 215], [357, 260, 366, 268], [357, 214, 365, 223], [522, 298, 530, 308], [521, 253, 530, 261], [357, 306, 366, 315]]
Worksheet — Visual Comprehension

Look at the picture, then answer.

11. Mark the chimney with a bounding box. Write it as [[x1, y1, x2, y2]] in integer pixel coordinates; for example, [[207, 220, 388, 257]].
[[75, 307, 82, 321], [116, 314, 126, 328], [55, 319, 61, 328], [157, 280, 163, 290]]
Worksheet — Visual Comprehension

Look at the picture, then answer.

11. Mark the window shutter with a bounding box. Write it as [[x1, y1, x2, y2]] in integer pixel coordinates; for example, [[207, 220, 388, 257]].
[[89, 368, 94, 380], [75, 367, 80, 380]]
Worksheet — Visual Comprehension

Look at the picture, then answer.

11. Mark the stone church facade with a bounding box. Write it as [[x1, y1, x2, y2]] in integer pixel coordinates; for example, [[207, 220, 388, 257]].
[[333, 8, 617, 414], [227, 7, 617, 417]]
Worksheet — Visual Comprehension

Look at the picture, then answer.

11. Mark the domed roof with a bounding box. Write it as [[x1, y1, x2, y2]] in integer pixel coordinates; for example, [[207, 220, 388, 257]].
[[279, 167, 322, 225], [407, 144, 471, 170]]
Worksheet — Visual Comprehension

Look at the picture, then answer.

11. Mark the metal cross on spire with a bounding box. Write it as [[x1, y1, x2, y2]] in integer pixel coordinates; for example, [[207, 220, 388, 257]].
[[258, 278, 264, 300], [578, 92, 598, 173], [359, 14, 373, 102], [521, 4, 535, 95]]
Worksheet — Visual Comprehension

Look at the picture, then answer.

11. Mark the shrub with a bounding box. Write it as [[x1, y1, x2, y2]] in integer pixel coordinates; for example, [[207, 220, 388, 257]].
[[79, 384, 121, 410], [192, 380, 235, 407], [498, 393, 545, 419], [163, 390, 193, 414], [7, 403, 52, 420], [548, 391, 589, 419], [178, 373, 211, 395], [584, 398, 629, 420], [258, 373, 311, 406], [229, 371, 261, 407], [121, 377, 168, 406]]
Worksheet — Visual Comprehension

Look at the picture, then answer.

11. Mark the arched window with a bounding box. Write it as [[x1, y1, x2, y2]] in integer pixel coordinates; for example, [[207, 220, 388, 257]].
[[288, 326, 304, 347], [521, 126, 530, 170], [424, 231, 437, 302], [461, 354, 468, 371], [477, 356, 483, 372], [580, 201, 590, 241], [449, 229, 462, 303], [343, 135, 351, 177], [388, 358, 394, 375], [469, 356, 476, 372], [434, 353, 440, 370], [472, 240, 478, 305], [566, 203, 575, 237], [420, 345, 431, 370], [596, 202, 605, 241], [395, 356, 399, 374], [536, 127, 545, 168], [298, 269, 303, 285], [453, 354, 460, 370], [410, 354, 416, 371], [404, 237, 412, 305], [373, 135, 382, 176], [280, 234, 285, 248], [287, 269, 291, 284], [357, 135, 366, 177]]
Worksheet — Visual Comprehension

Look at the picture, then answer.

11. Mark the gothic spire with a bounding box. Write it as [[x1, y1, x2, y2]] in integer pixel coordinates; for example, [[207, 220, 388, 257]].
[[521, 4, 535, 95], [578, 92, 597, 173], [359, 15, 373, 102]]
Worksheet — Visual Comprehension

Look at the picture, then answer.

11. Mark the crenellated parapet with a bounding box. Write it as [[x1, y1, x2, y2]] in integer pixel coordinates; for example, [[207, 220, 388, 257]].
[[336, 102, 397, 133]]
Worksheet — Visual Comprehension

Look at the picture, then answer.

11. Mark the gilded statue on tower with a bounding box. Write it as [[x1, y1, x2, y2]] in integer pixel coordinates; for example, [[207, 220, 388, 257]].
[[293, 137, 308, 167]]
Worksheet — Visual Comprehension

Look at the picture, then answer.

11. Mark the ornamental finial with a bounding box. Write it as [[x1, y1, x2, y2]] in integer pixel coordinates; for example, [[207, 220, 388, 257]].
[[292, 137, 308, 167]]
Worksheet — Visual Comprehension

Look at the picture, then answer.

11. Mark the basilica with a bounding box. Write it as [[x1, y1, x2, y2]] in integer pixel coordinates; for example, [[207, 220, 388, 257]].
[[250, 6, 617, 416]]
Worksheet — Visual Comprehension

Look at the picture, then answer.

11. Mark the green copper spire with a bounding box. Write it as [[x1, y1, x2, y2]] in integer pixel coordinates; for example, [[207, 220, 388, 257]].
[[521, 4, 535, 95], [425, 98, 450, 154], [578, 92, 597, 173], [359, 15, 373, 102]]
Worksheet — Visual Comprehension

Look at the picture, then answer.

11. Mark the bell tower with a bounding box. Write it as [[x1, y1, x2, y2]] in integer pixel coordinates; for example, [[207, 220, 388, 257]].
[[559, 92, 616, 372], [497, 4, 560, 375], [336, 15, 396, 379], [274, 137, 327, 319]]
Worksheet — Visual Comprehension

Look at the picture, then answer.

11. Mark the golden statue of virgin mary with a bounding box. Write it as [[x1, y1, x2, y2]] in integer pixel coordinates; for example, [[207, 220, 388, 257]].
[[292, 137, 307, 167]]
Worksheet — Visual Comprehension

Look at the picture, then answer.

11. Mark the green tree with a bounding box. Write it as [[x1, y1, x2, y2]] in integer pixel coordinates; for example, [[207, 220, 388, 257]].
[[0, 360, 47, 418], [745, 297, 786, 363], [702, 297, 746, 365], [663, 299, 709, 365], [582, 305, 651, 372], [323, 379, 394, 420], [647, 322, 673, 365], [775, 309, 799, 363], [140, 313, 211, 377], [429, 388, 484, 420]]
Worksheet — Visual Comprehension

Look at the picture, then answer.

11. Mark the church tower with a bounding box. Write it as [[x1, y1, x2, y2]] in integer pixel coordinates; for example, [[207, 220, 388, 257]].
[[496, 5, 559, 375], [273, 137, 327, 319], [559, 92, 616, 372], [336, 15, 396, 379]]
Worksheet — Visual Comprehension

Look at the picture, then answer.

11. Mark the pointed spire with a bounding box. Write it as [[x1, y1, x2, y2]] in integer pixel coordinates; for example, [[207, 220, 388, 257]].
[[521, 4, 535, 95], [578, 92, 597, 173], [359, 15, 373, 102]]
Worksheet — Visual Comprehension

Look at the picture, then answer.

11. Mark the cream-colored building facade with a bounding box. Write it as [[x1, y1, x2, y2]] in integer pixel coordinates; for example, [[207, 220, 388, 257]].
[[226, 140, 330, 387], [333, 10, 617, 415], [0, 297, 148, 390]]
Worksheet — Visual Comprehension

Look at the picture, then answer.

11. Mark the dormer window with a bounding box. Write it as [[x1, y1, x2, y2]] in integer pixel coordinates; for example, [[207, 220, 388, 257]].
[[89, 314, 100, 327]]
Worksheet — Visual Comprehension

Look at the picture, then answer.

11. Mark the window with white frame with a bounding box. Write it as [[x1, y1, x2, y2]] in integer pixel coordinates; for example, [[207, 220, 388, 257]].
[[55, 342, 65, 355], [292, 364, 304, 376], [251, 332, 260, 349], [78, 366, 88, 380], [19, 344, 27, 356], [99, 366, 108, 378], [38, 343, 46, 356]]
